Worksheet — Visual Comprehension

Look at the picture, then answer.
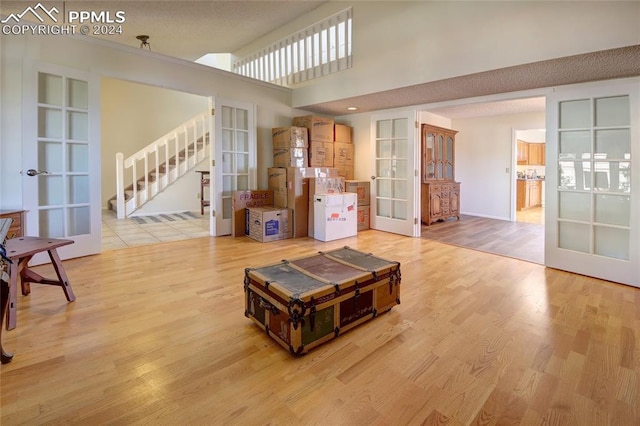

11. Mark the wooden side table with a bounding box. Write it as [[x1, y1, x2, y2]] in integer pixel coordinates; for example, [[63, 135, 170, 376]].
[[196, 170, 210, 215], [4, 237, 76, 332]]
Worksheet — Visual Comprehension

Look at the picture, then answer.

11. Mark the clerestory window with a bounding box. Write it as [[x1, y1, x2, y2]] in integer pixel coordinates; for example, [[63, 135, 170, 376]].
[[233, 8, 352, 87]]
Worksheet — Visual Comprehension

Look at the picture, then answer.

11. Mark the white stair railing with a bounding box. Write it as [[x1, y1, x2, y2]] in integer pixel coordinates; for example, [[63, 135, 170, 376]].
[[115, 112, 210, 218]]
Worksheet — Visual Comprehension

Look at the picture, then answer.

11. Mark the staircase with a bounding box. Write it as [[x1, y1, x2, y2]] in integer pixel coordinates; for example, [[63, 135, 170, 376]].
[[111, 112, 210, 218]]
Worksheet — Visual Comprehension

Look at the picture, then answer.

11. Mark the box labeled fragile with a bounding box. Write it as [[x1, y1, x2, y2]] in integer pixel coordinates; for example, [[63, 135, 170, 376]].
[[244, 246, 401, 355]]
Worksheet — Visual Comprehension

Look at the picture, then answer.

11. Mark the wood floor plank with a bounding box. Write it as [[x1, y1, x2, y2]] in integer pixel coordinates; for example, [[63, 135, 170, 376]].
[[1, 230, 639, 425]]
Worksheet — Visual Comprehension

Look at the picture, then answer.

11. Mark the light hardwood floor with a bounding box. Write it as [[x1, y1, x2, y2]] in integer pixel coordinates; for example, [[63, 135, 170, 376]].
[[2, 230, 639, 425]]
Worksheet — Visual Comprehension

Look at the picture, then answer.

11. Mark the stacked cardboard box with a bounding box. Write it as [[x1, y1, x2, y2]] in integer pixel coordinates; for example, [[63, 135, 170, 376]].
[[268, 167, 338, 238], [272, 126, 308, 167], [334, 123, 354, 179], [346, 180, 370, 231], [293, 116, 335, 168], [232, 190, 275, 237]]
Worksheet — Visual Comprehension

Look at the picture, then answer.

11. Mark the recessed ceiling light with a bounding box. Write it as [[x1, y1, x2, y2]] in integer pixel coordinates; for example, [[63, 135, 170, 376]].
[[347, 106, 358, 111]]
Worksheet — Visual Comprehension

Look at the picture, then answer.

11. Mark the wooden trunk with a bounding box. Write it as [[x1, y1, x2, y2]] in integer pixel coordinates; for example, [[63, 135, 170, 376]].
[[244, 246, 401, 356]]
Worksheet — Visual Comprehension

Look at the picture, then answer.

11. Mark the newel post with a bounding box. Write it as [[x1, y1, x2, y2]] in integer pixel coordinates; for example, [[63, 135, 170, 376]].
[[115, 152, 125, 219]]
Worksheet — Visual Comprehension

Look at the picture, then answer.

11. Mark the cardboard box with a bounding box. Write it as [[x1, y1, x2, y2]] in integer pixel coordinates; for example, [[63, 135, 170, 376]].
[[345, 180, 370, 206], [273, 148, 308, 168], [247, 206, 291, 242], [232, 190, 274, 237], [269, 167, 340, 208], [313, 193, 357, 242], [335, 166, 354, 180], [308, 140, 334, 167], [267, 167, 288, 208], [334, 142, 354, 167], [308, 177, 346, 237], [272, 126, 308, 148], [357, 205, 370, 231], [267, 167, 338, 238], [334, 124, 352, 143], [293, 115, 335, 142]]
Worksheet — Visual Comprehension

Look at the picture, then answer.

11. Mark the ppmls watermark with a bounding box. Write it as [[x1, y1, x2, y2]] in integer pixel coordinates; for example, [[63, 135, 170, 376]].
[[1, 2, 126, 36]]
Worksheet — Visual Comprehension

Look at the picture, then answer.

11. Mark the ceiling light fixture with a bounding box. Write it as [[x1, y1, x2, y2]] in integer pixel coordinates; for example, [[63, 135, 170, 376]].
[[347, 106, 358, 111], [136, 35, 151, 51]]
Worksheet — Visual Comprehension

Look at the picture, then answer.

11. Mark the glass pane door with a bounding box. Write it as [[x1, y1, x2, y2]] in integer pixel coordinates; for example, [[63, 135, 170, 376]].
[[37, 73, 90, 238], [370, 111, 418, 237], [557, 96, 630, 258], [23, 66, 101, 263], [212, 98, 255, 236], [546, 80, 639, 287]]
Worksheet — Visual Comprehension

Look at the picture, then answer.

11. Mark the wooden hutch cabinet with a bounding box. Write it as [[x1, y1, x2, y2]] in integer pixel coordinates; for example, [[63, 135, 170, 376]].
[[421, 124, 461, 225]]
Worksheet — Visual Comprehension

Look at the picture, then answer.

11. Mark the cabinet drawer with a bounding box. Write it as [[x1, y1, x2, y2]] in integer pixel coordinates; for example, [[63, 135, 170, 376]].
[[0, 210, 24, 239]]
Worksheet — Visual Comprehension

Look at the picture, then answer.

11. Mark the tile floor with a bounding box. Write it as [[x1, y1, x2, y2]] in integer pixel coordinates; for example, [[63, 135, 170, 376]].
[[102, 209, 210, 250]]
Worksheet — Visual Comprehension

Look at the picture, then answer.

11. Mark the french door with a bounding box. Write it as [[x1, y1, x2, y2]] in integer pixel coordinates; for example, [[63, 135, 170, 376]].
[[369, 111, 420, 237], [545, 79, 639, 287], [22, 64, 101, 262], [209, 98, 256, 236]]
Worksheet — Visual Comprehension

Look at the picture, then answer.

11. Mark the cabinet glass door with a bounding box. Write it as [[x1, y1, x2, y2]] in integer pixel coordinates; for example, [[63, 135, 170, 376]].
[[445, 135, 454, 180], [436, 135, 444, 179], [423, 128, 435, 181]]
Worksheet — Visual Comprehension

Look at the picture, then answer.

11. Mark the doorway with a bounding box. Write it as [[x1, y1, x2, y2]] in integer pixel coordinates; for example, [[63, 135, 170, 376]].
[[100, 78, 210, 250], [514, 129, 546, 226]]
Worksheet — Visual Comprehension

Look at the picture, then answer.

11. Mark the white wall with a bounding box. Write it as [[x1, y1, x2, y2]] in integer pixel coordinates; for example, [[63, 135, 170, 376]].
[[453, 112, 546, 220], [235, 1, 639, 108]]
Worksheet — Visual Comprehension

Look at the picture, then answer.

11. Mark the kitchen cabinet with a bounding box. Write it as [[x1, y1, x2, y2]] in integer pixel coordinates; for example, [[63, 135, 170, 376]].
[[421, 124, 460, 225], [517, 140, 529, 165], [528, 143, 545, 165], [518, 140, 545, 165], [516, 180, 542, 211]]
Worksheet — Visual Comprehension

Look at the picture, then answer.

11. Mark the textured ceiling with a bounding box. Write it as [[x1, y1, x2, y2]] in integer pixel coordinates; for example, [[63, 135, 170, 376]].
[[300, 45, 640, 117], [2, 1, 639, 119], [0, 0, 327, 60]]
